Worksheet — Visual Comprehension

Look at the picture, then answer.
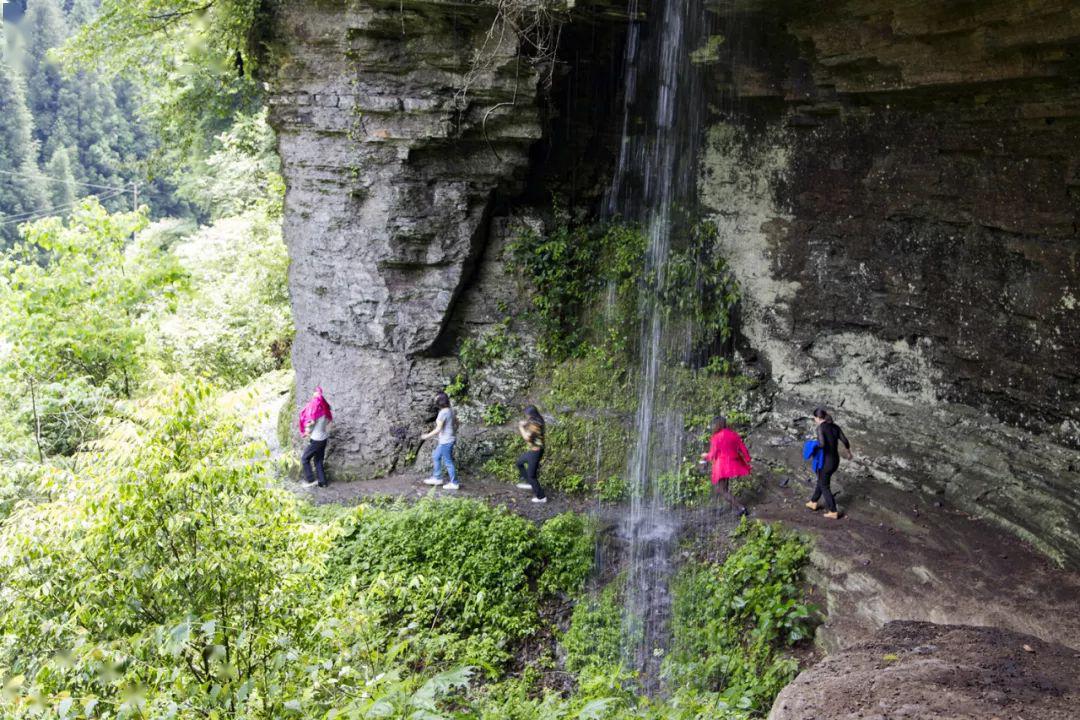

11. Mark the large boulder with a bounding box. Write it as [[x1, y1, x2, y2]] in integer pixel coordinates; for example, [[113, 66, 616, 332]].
[[769, 621, 1080, 720]]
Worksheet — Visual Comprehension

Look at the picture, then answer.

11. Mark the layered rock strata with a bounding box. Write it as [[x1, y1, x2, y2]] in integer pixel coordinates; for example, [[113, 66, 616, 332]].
[[264, 0, 543, 476], [700, 0, 1080, 565]]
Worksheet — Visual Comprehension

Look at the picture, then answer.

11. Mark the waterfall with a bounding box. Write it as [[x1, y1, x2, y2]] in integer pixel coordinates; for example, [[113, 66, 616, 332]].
[[606, 0, 713, 690]]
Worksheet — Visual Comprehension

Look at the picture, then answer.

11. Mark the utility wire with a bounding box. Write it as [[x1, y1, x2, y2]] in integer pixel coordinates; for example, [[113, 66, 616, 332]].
[[0, 168, 130, 193], [0, 189, 128, 226]]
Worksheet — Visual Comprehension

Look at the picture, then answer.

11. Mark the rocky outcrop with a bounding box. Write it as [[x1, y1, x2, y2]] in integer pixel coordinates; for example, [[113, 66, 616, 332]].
[[768, 621, 1080, 720], [264, 0, 543, 477], [264, 0, 1080, 567], [699, 0, 1080, 565]]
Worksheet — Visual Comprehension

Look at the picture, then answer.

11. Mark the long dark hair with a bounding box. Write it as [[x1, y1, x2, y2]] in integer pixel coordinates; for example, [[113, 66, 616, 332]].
[[435, 392, 451, 409], [524, 404, 545, 425], [711, 416, 728, 434], [813, 406, 833, 422]]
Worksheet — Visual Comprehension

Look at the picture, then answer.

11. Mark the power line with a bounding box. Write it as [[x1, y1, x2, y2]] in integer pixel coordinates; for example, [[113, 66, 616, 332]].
[[0, 188, 128, 226], [0, 168, 130, 193]]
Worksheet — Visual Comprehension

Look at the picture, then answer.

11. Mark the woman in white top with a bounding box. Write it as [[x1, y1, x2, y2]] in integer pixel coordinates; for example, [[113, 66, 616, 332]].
[[422, 392, 459, 490]]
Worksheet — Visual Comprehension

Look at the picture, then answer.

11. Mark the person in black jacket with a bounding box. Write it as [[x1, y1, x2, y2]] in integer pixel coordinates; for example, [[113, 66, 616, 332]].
[[806, 407, 853, 519], [514, 405, 547, 503]]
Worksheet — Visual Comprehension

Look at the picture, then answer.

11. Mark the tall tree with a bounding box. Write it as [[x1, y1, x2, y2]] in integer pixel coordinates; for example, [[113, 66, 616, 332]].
[[22, 0, 68, 153], [43, 145, 76, 210], [64, 0, 98, 25], [0, 59, 46, 245]]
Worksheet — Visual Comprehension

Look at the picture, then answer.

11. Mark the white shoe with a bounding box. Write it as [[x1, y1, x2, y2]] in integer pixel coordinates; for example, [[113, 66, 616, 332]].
[[423, 477, 443, 486], [443, 482, 460, 490], [531, 496, 547, 503], [516, 483, 533, 490], [301, 480, 318, 488]]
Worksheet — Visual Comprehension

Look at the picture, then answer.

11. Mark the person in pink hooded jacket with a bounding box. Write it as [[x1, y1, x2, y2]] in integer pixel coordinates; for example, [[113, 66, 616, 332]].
[[700, 416, 750, 517]]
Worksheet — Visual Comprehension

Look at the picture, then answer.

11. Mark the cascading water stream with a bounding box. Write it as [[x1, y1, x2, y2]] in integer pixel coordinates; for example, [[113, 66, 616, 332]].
[[605, 0, 713, 690]]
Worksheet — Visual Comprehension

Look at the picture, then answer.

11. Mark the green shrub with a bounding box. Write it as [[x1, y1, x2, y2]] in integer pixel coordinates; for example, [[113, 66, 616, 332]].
[[562, 580, 626, 677], [509, 214, 738, 363], [507, 218, 645, 359], [330, 498, 597, 669], [0, 383, 329, 718], [483, 436, 526, 483], [460, 317, 520, 372], [484, 401, 513, 426], [664, 520, 816, 714], [655, 465, 713, 507], [0, 461, 47, 524], [597, 474, 629, 502], [446, 371, 469, 402], [153, 209, 293, 389], [537, 512, 597, 597]]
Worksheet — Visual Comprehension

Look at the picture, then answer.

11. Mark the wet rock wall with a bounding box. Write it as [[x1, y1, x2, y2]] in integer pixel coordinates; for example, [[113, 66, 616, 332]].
[[701, 0, 1080, 564]]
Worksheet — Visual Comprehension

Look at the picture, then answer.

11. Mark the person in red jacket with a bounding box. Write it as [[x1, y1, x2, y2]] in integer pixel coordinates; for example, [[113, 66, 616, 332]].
[[700, 416, 750, 517]]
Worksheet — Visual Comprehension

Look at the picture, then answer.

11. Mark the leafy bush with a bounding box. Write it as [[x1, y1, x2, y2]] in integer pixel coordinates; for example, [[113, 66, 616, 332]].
[[484, 401, 513, 426], [655, 465, 712, 507], [0, 383, 330, 717], [152, 209, 292, 388], [0, 461, 48, 524], [460, 318, 521, 372], [562, 580, 626, 677], [507, 217, 646, 359], [509, 214, 738, 363], [329, 498, 596, 670], [174, 109, 284, 220], [0, 199, 183, 397], [537, 512, 597, 597], [664, 520, 816, 713], [596, 474, 629, 502]]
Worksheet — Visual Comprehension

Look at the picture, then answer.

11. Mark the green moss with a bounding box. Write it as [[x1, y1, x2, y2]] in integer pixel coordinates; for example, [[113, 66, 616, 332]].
[[545, 345, 636, 413]]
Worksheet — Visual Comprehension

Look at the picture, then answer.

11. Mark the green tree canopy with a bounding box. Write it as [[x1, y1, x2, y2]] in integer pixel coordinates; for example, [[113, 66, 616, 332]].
[[0, 197, 183, 397], [60, 0, 265, 163], [22, 0, 69, 153], [0, 59, 46, 245]]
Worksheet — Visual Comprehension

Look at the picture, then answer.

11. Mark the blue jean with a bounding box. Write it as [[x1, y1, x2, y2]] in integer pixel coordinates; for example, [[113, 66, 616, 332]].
[[432, 442, 457, 483]]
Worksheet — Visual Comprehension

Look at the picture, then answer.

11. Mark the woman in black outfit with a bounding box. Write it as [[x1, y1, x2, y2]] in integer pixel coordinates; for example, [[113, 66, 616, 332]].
[[515, 405, 547, 503], [806, 407, 852, 519]]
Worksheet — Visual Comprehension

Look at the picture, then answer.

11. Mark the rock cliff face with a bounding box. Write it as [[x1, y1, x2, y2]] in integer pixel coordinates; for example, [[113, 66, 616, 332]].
[[265, 0, 1080, 563], [698, 0, 1080, 565], [264, 0, 543, 476]]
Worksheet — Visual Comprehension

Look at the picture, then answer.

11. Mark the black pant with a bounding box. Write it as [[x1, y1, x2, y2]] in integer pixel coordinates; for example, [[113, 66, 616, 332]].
[[302, 439, 327, 486], [811, 459, 838, 512], [516, 449, 545, 499]]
